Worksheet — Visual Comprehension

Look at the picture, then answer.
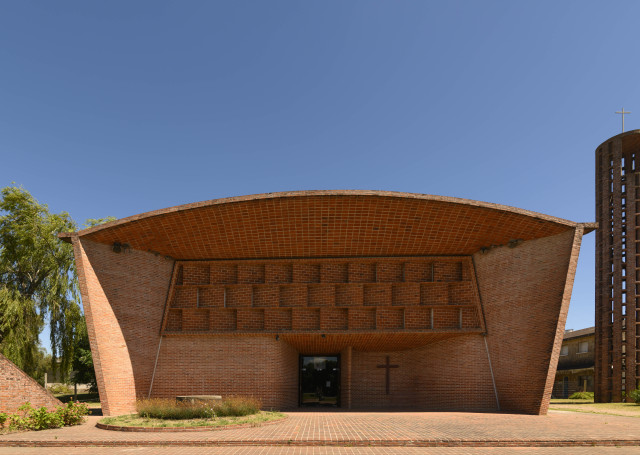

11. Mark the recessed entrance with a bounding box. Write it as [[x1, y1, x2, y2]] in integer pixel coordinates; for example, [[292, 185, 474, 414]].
[[299, 355, 340, 407]]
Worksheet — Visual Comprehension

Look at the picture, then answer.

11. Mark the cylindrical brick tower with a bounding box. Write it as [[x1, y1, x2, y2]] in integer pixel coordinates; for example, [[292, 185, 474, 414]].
[[595, 130, 640, 402]]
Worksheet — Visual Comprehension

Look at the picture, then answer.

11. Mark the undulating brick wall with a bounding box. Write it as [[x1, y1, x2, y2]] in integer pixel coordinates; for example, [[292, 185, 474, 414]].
[[473, 229, 582, 415], [73, 238, 174, 416], [0, 354, 61, 413]]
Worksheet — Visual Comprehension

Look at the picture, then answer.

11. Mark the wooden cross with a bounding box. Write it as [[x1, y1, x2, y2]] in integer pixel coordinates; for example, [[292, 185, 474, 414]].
[[376, 356, 399, 395], [616, 108, 631, 133]]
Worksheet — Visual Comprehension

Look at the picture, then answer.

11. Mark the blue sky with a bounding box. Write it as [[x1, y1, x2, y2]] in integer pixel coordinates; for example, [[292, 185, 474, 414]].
[[1, 1, 639, 348]]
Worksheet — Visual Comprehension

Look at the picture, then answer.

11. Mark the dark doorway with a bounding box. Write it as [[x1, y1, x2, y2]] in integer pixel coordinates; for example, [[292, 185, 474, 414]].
[[299, 355, 340, 407]]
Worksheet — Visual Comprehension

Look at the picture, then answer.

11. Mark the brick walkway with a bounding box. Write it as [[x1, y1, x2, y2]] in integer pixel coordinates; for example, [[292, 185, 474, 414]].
[[1, 410, 640, 448], [2, 448, 640, 455]]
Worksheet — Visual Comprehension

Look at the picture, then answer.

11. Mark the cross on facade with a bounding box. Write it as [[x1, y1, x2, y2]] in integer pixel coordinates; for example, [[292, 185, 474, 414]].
[[616, 108, 631, 133], [376, 356, 399, 395]]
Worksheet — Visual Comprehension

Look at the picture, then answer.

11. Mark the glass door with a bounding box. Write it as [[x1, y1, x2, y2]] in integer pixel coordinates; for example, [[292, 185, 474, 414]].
[[299, 355, 340, 407]]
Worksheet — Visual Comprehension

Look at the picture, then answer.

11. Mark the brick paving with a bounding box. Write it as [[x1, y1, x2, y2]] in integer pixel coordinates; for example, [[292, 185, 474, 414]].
[[1, 410, 640, 448], [1, 448, 640, 455]]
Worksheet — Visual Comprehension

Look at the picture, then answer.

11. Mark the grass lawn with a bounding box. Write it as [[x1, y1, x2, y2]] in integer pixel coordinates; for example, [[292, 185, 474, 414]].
[[55, 393, 101, 415], [55, 392, 100, 405], [99, 410, 285, 429], [550, 398, 595, 404], [549, 398, 640, 417]]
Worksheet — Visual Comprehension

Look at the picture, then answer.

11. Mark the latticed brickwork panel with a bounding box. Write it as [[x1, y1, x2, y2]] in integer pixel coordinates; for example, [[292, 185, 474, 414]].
[[162, 257, 483, 335]]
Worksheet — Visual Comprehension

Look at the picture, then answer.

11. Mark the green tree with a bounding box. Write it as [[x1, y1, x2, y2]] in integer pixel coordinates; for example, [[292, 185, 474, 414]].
[[30, 346, 53, 386], [0, 185, 81, 377], [84, 217, 117, 228], [71, 317, 97, 392]]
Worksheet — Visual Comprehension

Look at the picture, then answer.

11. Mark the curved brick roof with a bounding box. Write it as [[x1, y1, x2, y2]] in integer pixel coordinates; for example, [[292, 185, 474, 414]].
[[59, 190, 594, 260]]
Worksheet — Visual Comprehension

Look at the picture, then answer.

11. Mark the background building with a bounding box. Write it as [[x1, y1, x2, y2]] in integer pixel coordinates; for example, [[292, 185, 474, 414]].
[[595, 130, 640, 402], [552, 327, 595, 398], [60, 191, 593, 416]]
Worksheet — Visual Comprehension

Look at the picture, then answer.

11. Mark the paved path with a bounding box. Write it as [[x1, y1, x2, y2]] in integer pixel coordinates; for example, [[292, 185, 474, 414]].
[[1, 410, 639, 448], [2, 448, 640, 455]]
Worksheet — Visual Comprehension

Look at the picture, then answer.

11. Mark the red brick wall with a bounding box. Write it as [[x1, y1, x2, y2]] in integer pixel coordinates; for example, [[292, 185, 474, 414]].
[[473, 229, 582, 415], [350, 335, 497, 411], [72, 235, 586, 415], [341, 346, 352, 408], [73, 238, 174, 416], [148, 334, 496, 412], [150, 335, 298, 409], [0, 354, 61, 413]]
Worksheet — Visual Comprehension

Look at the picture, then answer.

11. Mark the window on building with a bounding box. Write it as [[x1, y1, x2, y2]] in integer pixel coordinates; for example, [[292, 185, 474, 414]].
[[560, 345, 569, 356], [578, 341, 589, 353]]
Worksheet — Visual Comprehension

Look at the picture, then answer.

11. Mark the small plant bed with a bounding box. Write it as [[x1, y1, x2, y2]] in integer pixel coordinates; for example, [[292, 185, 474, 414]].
[[97, 397, 286, 432], [97, 411, 286, 432]]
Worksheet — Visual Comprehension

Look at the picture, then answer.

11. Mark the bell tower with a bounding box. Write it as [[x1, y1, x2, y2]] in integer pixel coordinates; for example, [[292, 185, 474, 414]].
[[595, 130, 640, 402]]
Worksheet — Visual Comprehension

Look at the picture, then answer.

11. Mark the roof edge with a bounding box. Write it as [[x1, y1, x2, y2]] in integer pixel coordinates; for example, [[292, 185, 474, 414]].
[[63, 190, 590, 238], [58, 232, 76, 243], [596, 129, 640, 149]]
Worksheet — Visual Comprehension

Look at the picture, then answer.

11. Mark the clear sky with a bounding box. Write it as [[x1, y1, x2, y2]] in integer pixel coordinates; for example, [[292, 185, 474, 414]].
[[1, 1, 639, 349]]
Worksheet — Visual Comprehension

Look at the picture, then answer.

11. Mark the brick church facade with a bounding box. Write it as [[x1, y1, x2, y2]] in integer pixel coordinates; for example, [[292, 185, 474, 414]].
[[59, 191, 594, 416]]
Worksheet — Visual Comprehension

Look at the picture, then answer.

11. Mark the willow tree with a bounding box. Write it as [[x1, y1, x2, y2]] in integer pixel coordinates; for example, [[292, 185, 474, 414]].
[[0, 185, 81, 377]]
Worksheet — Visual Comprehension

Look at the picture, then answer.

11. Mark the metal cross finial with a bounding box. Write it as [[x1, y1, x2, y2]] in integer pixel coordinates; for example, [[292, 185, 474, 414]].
[[616, 108, 631, 133]]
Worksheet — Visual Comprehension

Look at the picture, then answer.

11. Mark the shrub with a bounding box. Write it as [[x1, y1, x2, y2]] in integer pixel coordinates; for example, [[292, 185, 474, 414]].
[[137, 399, 216, 420], [57, 401, 89, 426], [47, 384, 73, 395], [568, 391, 594, 400], [214, 396, 261, 417], [630, 388, 640, 404], [0, 413, 7, 427], [137, 396, 262, 420], [26, 406, 63, 430], [4, 401, 89, 431]]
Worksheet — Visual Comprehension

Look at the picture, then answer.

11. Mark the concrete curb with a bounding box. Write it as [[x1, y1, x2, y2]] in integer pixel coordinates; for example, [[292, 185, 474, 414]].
[[1, 438, 640, 448], [94, 414, 288, 432]]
